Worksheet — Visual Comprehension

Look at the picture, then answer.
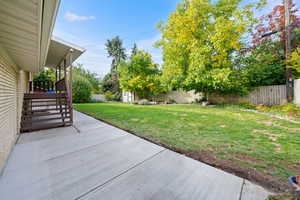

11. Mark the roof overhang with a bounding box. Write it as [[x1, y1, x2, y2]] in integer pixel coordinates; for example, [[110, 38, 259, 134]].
[[0, 0, 60, 73], [45, 36, 85, 68]]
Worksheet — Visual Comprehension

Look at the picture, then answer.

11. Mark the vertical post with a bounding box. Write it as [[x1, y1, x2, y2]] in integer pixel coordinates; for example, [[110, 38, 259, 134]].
[[63, 58, 68, 125], [29, 72, 34, 93], [64, 59, 67, 81], [59, 64, 61, 81], [284, 0, 294, 102], [284, 0, 291, 58], [69, 49, 74, 124], [55, 65, 58, 82]]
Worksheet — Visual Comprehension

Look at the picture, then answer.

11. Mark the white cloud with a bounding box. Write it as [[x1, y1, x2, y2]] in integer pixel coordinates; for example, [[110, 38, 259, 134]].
[[64, 11, 96, 22]]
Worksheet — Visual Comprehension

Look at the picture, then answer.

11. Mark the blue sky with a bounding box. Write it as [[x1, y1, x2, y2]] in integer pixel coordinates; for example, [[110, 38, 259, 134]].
[[53, 0, 180, 77], [53, 0, 288, 77]]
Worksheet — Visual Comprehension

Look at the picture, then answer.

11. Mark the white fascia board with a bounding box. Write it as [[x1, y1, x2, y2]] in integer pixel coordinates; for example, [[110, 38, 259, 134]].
[[38, 0, 61, 72]]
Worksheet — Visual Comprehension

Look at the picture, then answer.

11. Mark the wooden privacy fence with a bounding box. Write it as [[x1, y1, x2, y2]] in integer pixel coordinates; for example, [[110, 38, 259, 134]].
[[208, 85, 287, 106], [248, 85, 287, 105]]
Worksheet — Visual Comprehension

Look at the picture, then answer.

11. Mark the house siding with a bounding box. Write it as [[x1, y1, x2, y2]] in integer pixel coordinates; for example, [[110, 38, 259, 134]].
[[0, 45, 28, 174]]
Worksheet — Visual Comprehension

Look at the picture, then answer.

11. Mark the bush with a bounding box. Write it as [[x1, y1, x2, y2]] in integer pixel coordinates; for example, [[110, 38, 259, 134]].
[[105, 91, 121, 101], [72, 75, 92, 103], [256, 103, 300, 118], [215, 102, 256, 110], [169, 99, 177, 104], [105, 91, 114, 101]]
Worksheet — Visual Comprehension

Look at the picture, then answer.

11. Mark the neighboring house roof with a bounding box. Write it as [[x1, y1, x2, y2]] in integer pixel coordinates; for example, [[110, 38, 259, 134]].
[[0, 0, 84, 73], [45, 36, 85, 68]]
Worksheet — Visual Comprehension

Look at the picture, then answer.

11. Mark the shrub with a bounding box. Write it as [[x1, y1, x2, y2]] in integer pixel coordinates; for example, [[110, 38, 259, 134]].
[[214, 102, 256, 110], [169, 99, 177, 104], [105, 91, 114, 101], [72, 75, 92, 103], [237, 102, 256, 110], [105, 91, 121, 101], [256, 103, 300, 118]]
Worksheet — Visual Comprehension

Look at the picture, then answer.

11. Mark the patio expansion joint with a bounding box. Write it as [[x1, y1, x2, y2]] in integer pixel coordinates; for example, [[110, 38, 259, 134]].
[[72, 125, 81, 133], [238, 179, 246, 200], [75, 149, 167, 200]]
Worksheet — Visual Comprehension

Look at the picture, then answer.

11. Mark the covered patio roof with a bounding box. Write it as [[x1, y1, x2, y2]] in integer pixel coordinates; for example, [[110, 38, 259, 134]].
[[0, 0, 60, 72], [0, 0, 85, 73], [45, 36, 85, 68]]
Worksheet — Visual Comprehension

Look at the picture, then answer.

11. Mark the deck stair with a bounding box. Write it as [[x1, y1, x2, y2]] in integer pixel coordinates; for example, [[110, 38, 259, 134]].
[[20, 93, 72, 132]]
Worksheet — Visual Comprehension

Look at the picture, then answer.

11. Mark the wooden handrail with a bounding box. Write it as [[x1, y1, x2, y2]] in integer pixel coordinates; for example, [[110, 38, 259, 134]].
[[55, 78, 67, 92]]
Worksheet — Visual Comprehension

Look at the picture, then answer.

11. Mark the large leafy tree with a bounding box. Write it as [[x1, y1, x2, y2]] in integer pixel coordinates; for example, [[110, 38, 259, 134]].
[[118, 50, 163, 99], [158, 0, 259, 96], [251, 0, 299, 45], [240, 0, 300, 84], [236, 40, 286, 87]]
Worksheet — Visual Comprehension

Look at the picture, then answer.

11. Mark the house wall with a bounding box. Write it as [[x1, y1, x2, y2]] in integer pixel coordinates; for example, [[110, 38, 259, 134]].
[[294, 79, 300, 105], [0, 45, 29, 174], [91, 94, 105, 102], [155, 90, 202, 103]]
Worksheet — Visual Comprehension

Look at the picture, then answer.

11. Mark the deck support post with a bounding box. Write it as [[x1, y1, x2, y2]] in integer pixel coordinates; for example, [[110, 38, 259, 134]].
[[58, 64, 61, 82], [69, 49, 74, 124]]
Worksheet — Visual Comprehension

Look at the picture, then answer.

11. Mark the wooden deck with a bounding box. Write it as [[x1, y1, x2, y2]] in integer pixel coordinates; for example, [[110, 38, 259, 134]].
[[0, 111, 272, 200]]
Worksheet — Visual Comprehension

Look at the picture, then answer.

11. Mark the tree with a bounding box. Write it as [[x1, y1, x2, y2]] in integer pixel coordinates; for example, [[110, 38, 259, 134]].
[[102, 72, 120, 93], [131, 43, 138, 57], [158, 0, 259, 96], [288, 47, 300, 78], [33, 68, 55, 82], [102, 36, 127, 101], [73, 64, 101, 93], [242, 0, 300, 84], [251, 0, 299, 45], [118, 50, 163, 99], [236, 40, 286, 87], [105, 36, 127, 72]]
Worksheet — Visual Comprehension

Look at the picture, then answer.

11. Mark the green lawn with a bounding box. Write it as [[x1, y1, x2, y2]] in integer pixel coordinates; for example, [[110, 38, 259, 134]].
[[75, 102, 300, 192]]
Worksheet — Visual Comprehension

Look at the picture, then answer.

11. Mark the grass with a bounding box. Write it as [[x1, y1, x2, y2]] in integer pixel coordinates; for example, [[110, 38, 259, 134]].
[[217, 103, 300, 122], [75, 102, 300, 192]]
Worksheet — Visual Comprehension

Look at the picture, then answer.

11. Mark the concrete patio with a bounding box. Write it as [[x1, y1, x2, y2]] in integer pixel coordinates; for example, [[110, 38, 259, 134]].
[[0, 111, 272, 200]]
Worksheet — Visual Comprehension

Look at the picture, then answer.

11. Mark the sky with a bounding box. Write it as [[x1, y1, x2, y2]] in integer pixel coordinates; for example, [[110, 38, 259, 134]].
[[53, 0, 180, 78], [53, 0, 296, 78]]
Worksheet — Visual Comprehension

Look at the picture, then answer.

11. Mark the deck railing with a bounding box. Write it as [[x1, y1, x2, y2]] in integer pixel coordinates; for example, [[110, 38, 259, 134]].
[[29, 80, 55, 93]]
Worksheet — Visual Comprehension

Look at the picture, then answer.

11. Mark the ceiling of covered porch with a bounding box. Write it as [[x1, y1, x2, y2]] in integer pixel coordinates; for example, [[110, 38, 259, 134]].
[[45, 36, 85, 69], [0, 0, 60, 73]]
